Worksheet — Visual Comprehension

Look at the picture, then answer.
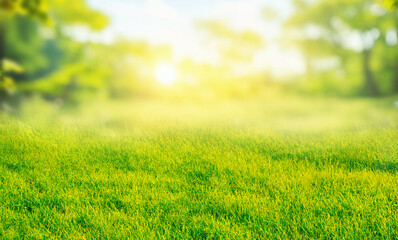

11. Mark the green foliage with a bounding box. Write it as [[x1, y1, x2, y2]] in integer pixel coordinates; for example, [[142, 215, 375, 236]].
[[0, 0, 108, 29], [384, 0, 398, 9], [0, 0, 49, 21], [0, 59, 23, 94], [20, 63, 108, 97], [0, 0, 109, 105], [262, 7, 279, 20], [4, 15, 49, 74], [0, 76, 15, 94], [285, 0, 398, 96], [198, 21, 263, 63], [3, 59, 23, 73], [49, 0, 108, 31]]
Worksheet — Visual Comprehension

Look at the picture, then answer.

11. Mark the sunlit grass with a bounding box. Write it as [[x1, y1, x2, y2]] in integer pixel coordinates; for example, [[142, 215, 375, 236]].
[[1, 96, 398, 238]]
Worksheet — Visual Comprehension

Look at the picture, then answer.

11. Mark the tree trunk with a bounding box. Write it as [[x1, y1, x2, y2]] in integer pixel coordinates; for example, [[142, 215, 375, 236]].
[[362, 49, 379, 96]]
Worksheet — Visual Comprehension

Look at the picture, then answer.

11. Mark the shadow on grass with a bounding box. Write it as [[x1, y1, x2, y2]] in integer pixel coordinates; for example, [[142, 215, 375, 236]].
[[374, 161, 398, 173], [264, 147, 398, 174]]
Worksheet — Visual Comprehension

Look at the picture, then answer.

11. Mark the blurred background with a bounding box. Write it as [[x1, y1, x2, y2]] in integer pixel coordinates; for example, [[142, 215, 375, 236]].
[[0, 0, 397, 114]]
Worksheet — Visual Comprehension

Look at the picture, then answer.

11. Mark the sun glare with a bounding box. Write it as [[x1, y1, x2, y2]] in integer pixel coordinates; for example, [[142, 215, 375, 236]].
[[155, 64, 178, 86]]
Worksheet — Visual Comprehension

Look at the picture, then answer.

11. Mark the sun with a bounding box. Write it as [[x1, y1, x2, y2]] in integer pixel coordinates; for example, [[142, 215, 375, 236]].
[[155, 64, 178, 86]]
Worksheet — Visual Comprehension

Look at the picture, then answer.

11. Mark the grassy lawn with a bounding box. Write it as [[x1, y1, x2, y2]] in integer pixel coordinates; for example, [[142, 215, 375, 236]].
[[1, 97, 398, 239]]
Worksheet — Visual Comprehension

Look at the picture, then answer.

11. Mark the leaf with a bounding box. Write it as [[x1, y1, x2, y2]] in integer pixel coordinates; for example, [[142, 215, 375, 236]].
[[0, 76, 16, 94], [3, 59, 24, 73]]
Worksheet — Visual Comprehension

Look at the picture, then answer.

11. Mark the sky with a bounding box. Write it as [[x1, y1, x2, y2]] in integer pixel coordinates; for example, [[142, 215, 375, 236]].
[[85, 0, 305, 76]]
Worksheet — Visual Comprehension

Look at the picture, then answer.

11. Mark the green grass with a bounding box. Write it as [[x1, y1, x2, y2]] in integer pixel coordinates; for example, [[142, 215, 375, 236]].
[[1, 96, 398, 239]]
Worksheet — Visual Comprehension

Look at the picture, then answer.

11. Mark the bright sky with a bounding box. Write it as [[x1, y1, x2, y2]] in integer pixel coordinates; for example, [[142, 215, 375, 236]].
[[86, 0, 305, 77]]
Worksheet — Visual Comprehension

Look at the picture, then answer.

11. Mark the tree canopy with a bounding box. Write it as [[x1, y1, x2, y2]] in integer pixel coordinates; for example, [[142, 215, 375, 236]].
[[0, 0, 48, 21], [284, 0, 398, 96]]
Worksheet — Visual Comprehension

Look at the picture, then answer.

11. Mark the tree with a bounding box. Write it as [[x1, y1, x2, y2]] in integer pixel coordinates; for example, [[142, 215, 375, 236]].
[[1, 1, 43, 101], [286, 0, 395, 96], [197, 21, 263, 79], [1, 0, 48, 84], [1, 0, 49, 102], [0, 0, 108, 104], [195, 21, 265, 97]]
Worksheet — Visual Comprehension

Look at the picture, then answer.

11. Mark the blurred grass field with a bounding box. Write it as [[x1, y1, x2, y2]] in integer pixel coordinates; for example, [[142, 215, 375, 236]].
[[1, 96, 398, 239]]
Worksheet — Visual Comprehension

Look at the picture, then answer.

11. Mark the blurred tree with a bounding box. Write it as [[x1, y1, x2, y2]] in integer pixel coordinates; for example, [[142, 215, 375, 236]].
[[385, 0, 398, 9], [98, 39, 172, 98], [262, 7, 279, 21], [198, 21, 263, 65], [0, 0, 48, 102], [382, 0, 398, 94], [286, 0, 396, 96], [0, 0, 49, 20], [196, 21, 265, 97], [0, 17, 4, 89], [0, 0, 49, 77], [0, 0, 108, 105], [48, 0, 108, 31]]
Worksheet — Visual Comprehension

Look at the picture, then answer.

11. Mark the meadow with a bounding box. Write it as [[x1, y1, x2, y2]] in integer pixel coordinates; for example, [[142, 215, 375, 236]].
[[0, 96, 398, 239]]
